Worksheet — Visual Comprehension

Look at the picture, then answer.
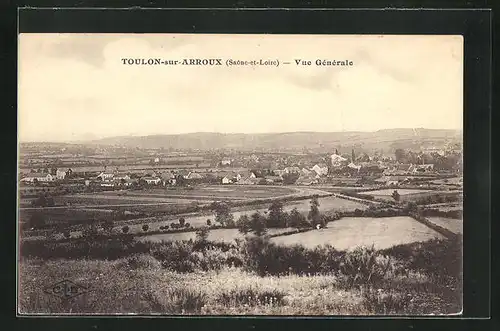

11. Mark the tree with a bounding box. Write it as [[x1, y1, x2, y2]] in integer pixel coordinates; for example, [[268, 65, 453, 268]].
[[237, 214, 251, 234], [395, 149, 407, 163], [82, 223, 99, 238], [206, 219, 212, 226], [250, 212, 267, 236], [179, 217, 186, 227], [102, 220, 114, 234], [142, 224, 149, 232], [213, 202, 234, 227], [267, 201, 285, 228], [195, 226, 210, 242], [352, 149, 356, 162], [122, 225, 129, 234], [288, 208, 306, 228], [184, 222, 191, 228], [307, 195, 321, 226], [392, 190, 401, 202], [404, 201, 418, 213]]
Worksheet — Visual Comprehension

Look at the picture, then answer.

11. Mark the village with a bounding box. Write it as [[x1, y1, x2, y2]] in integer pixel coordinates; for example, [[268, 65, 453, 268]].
[[18, 142, 462, 198]]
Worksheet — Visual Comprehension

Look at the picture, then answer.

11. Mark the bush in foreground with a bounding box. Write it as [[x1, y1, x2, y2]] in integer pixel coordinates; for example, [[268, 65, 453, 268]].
[[143, 287, 207, 314], [216, 287, 287, 307], [338, 246, 392, 288]]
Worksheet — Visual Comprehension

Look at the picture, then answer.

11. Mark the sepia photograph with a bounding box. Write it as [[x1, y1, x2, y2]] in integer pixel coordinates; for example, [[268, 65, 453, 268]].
[[17, 33, 463, 316]]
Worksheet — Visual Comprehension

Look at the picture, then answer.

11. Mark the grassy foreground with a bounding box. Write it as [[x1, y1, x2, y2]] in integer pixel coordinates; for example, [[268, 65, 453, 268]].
[[19, 258, 457, 315], [19, 236, 462, 315]]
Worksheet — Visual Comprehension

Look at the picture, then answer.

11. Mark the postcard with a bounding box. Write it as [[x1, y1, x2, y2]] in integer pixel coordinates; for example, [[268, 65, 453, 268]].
[[17, 33, 463, 315]]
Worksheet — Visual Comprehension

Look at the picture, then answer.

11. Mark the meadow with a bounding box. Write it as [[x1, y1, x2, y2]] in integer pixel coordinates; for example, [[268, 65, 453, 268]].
[[138, 228, 298, 244], [133, 185, 319, 200], [270, 217, 444, 250], [426, 217, 463, 234], [363, 189, 434, 196], [18, 234, 463, 315]]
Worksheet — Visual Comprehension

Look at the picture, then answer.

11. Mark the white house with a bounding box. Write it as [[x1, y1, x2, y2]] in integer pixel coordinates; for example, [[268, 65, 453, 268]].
[[161, 172, 176, 185], [114, 173, 131, 181], [273, 169, 286, 177], [97, 171, 114, 181], [331, 154, 348, 167], [347, 162, 361, 172], [21, 173, 54, 183], [222, 176, 233, 184], [221, 158, 232, 166], [284, 166, 301, 174], [55, 168, 67, 180], [413, 164, 435, 173], [142, 177, 162, 185], [311, 163, 329, 176], [186, 172, 203, 180]]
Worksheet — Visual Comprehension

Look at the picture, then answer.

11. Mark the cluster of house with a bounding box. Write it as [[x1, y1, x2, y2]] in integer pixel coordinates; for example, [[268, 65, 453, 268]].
[[19, 150, 443, 189], [20, 168, 73, 183]]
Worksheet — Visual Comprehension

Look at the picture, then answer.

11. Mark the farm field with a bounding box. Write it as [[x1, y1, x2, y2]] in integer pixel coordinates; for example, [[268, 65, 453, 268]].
[[129, 185, 326, 200], [426, 217, 463, 234], [271, 217, 444, 250], [137, 228, 298, 244], [430, 177, 463, 185], [139, 195, 368, 230], [363, 189, 462, 203], [19, 208, 117, 227], [54, 194, 199, 205], [363, 189, 434, 196]]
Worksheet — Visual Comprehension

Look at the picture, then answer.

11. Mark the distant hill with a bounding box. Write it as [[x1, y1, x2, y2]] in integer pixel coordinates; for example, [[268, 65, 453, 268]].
[[80, 129, 462, 153]]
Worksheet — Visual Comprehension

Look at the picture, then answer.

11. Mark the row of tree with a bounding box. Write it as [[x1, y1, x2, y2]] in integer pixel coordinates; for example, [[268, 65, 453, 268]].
[[210, 196, 328, 236]]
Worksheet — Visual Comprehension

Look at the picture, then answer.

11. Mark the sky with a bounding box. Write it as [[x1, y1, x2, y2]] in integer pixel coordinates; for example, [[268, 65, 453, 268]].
[[18, 34, 463, 142]]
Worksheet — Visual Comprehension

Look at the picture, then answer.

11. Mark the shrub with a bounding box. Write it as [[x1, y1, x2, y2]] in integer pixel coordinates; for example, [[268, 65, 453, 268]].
[[239, 236, 343, 276], [125, 254, 161, 270], [142, 224, 149, 232], [192, 246, 243, 271], [143, 287, 207, 314], [195, 226, 210, 242], [380, 236, 462, 282], [82, 223, 99, 238], [20, 235, 149, 260], [150, 240, 198, 272], [216, 287, 287, 307], [361, 287, 412, 315], [392, 190, 400, 202], [122, 226, 129, 234], [338, 246, 391, 287]]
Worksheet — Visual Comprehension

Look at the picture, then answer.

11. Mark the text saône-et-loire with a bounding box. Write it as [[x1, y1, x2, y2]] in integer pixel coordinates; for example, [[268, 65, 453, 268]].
[[121, 58, 354, 66]]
